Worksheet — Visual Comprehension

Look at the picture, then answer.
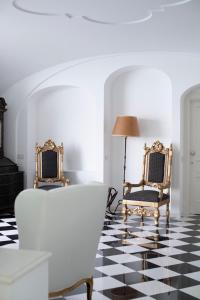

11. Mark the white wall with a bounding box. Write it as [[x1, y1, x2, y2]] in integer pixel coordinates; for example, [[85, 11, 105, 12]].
[[3, 52, 200, 216], [25, 85, 98, 187]]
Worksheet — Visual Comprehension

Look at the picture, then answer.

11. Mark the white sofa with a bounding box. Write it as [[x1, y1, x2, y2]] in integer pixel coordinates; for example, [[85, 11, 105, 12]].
[[15, 183, 107, 299]]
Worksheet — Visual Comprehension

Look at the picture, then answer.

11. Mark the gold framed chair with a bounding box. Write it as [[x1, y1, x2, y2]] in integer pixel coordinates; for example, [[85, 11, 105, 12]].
[[123, 140, 173, 225], [33, 139, 69, 190]]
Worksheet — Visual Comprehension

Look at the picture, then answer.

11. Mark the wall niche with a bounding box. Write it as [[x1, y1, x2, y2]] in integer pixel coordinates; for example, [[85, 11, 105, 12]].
[[18, 85, 98, 187], [104, 66, 172, 202]]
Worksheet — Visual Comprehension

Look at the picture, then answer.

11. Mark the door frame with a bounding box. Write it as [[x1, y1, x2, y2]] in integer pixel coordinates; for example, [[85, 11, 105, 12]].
[[180, 84, 200, 216]]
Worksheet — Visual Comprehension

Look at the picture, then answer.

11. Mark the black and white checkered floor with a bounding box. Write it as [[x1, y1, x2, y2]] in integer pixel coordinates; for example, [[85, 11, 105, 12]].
[[1, 213, 200, 300]]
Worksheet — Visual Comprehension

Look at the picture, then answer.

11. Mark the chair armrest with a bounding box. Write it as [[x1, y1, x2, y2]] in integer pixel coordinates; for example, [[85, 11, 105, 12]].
[[123, 180, 144, 193], [65, 178, 70, 186], [157, 182, 170, 190], [63, 177, 70, 186], [33, 179, 38, 189], [157, 182, 170, 199]]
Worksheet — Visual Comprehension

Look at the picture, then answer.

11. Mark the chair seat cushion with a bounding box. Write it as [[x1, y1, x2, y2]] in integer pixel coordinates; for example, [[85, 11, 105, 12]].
[[124, 190, 169, 202], [38, 185, 62, 191]]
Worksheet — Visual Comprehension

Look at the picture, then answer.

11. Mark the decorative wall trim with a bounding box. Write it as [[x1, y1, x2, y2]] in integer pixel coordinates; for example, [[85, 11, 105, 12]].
[[13, 0, 193, 25]]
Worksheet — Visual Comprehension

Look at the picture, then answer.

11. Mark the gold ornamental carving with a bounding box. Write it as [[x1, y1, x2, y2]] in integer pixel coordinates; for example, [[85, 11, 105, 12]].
[[127, 207, 155, 217], [151, 140, 164, 152]]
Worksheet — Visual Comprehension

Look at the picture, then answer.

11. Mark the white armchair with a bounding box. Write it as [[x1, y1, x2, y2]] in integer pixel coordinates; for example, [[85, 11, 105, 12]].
[[15, 184, 107, 299]]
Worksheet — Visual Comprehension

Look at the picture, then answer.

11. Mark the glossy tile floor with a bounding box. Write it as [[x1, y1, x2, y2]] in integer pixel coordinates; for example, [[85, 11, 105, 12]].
[[0, 213, 200, 299]]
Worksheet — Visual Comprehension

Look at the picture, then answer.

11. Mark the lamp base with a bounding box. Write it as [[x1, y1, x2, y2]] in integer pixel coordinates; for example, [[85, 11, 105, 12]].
[[106, 199, 122, 217], [106, 187, 120, 216]]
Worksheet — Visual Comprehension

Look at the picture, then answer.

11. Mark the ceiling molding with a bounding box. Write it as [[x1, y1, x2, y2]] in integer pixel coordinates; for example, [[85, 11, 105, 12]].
[[13, 1, 59, 16], [12, 0, 193, 25]]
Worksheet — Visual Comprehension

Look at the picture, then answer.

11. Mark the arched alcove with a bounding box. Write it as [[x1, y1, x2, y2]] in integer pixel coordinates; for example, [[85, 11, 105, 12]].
[[16, 85, 98, 187], [180, 84, 200, 215], [104, 66, 172, 203]]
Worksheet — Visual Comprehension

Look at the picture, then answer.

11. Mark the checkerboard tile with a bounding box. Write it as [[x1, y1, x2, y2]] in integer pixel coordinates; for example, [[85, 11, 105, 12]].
[[188, 260, 200, 268], [107, 253, 142, 264], [1, 213, 200, 299], [191, 250, 200, 256], [65, 291, 110, 299], [152, 246, 187, 256], [131, 280, 175, 296], [158, 239, 189, 247], [181, 285, 200, 299], [94, 277, 125, 291], [146, 256, 183, 267], [138, 267, 179, 280], [185, 271, 200, 281]]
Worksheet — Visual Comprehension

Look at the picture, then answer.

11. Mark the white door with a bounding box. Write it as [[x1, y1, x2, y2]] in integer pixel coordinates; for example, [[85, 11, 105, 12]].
[[189, 99, 200, 213]]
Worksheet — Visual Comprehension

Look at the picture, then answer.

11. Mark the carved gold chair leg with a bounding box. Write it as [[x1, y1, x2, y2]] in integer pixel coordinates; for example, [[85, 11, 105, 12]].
[[140, 206, 144, 223], [86, 277, 93, 300], [124, 204, 129, 222], [154, 208, 160, 226], [140, 206, 144, 224], [166, 203, 170, 224]]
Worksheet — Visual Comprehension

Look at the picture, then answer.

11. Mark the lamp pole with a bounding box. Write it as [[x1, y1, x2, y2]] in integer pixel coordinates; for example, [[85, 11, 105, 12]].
[[123, 136, 127, 196], [112, 115, 139, 213]]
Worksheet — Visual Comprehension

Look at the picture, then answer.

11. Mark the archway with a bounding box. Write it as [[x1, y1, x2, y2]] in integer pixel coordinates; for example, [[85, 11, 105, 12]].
[[180, 84, 200, 215], [104, 66, 172, 206]]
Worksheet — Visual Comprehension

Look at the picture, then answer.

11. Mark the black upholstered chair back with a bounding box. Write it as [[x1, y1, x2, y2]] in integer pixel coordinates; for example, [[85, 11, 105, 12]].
[[148, 152, 165, 183], [34, 139, 66, 188], [41, 150, 58, 178], [143, 141, 172, 187]]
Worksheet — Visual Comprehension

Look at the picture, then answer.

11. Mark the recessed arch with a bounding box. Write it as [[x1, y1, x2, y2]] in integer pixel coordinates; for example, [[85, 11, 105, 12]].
[[16, 84, 99, 187], [104, 65, 172, 204]]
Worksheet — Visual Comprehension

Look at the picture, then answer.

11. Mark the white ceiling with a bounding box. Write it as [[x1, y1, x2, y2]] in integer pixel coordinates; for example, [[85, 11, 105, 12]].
[[0, 0, 200, 92]]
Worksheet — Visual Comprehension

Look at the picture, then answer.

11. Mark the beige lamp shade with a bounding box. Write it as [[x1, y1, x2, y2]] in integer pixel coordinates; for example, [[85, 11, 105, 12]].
[[112, 116, 139, 137]]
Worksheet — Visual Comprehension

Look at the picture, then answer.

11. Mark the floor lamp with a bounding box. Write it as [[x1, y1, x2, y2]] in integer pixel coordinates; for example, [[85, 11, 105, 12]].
[[112, 116, 139, 211]]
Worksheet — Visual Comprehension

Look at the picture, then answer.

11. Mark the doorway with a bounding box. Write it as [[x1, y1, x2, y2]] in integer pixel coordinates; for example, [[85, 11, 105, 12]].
[[182, 87, 200, 214]]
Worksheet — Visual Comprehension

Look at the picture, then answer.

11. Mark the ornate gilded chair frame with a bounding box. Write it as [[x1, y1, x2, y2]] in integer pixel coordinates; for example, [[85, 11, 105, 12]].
[[34, 139, 69, 188], [123, 141, 173, 225]]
